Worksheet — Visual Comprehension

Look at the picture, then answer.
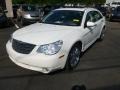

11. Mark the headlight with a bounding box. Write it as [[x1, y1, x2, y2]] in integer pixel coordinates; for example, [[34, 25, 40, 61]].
[[37, 40, 63, 55], [24, 14, 31, 18]]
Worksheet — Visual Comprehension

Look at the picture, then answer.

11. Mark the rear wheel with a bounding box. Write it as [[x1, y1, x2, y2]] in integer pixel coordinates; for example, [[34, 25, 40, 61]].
[[66, 44, 81, 70], [98, 27, 106, 41]]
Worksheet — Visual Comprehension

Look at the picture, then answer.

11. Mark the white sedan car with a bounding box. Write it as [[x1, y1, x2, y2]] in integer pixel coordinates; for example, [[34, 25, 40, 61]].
[[6, 8, 106, 74]]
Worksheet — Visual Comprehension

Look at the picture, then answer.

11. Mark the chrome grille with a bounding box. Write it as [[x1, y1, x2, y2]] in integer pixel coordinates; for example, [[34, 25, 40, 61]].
[[12, 39, 35, 54]]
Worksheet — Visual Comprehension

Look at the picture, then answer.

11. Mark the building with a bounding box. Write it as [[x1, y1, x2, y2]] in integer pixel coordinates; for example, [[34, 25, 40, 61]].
[[0, 0, 13, 18]]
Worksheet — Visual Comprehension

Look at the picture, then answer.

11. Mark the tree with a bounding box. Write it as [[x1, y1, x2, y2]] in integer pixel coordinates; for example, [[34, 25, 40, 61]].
[[12, 0, 106, 5]]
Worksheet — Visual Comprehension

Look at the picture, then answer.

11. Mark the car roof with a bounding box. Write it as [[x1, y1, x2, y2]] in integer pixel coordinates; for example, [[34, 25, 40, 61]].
[[55, 8, 96, 12]]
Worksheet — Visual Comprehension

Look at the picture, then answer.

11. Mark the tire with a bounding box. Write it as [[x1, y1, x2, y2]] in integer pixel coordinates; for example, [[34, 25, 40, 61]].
[[66, 44, 81, 70], [98, 27, 106, 41]]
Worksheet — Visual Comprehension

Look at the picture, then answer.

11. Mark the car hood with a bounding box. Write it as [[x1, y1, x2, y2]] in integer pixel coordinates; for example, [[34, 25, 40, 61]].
[[13, 23, 81, 45]]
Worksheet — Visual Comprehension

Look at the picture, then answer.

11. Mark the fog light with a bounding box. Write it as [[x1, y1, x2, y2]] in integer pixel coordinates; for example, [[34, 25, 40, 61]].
[[42, 68, 49, 72]]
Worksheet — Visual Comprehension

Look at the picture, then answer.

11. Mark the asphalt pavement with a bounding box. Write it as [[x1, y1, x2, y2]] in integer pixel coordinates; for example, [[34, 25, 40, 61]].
[[0, 21, 120, 90]]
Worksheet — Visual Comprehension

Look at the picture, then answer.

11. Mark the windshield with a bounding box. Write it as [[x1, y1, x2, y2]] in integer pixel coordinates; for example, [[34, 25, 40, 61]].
[[22, 5, 37, 11], [42, 10, 84, 26]]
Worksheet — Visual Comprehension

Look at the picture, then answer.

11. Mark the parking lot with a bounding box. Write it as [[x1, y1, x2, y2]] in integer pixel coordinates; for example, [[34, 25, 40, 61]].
[[0, 21, 120, 90]]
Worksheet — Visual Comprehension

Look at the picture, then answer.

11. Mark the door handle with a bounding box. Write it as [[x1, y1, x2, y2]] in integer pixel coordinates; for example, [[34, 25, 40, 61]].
[[94, 24, 97, 26], [101, 20, 104, 22]]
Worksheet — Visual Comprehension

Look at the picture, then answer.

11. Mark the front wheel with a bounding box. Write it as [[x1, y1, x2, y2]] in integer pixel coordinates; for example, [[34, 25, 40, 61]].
[[66, 44, 81, 70]]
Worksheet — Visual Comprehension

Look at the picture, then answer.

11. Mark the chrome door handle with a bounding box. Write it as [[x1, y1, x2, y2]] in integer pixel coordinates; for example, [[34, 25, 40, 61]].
[[94, 24, 97, 26]]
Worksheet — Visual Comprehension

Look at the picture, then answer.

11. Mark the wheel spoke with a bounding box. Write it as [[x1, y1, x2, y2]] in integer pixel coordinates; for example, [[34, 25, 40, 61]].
[[70, 47, 81, 67]]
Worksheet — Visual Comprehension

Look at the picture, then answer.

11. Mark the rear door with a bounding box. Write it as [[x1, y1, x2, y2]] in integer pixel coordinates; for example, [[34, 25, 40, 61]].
[[90, 11, 104, 38]]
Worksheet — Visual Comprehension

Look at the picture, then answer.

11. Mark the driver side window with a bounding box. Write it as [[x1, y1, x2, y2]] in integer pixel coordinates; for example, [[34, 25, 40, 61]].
[[90, 11, 102, 22], [84, 11, 93, 28]]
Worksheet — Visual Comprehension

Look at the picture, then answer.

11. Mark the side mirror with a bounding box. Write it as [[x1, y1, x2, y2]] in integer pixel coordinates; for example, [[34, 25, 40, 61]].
[[4, 10, 8, 13], [87, 21, 96, 27]]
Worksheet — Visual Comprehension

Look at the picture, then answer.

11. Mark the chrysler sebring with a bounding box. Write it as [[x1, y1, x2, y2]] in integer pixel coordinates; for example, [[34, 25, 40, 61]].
[[6, 8, 106, 74]]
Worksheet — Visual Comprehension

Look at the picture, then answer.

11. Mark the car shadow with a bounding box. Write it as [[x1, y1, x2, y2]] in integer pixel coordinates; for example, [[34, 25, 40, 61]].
[[0, 63, 120, 79], [90, 84, 120, 90], [67, 64, 120, 74], [0, 72, 43, 80], [71, 84, 120, 90]]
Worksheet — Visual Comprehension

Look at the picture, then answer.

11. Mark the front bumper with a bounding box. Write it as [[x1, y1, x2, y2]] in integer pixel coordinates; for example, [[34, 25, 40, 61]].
[[6, 41, 66, 74], [23, 17, 40, 23]]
